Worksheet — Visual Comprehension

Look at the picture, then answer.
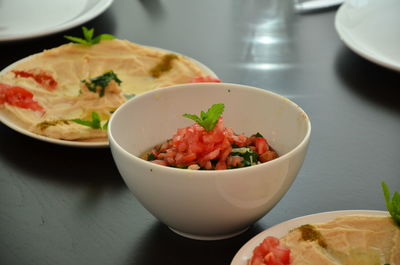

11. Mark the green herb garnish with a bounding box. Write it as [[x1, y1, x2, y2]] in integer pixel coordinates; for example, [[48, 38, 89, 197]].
[[183, 103, 224, 131], [64, 26, 115, 45], [255, 132, 264, 138], [231, 147, 259, 167], [147, 153, 156, 161], [382, 181, 400, 226], [72, 112, 108, 130], [102, 120, 109, 130], [82, 71, 122, 97]]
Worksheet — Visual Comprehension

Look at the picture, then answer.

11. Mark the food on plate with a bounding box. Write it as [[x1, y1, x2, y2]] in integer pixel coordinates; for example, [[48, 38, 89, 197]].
[[249, 236, 291, 265], [0, 27, 214, 142], [249, 216, 399, 265], [0, 83, 44, 112], [282, 215, 399, 265], [382, 181, 400, 226], [64, 26, 115, 46], [191, 75, 221, 83], [142, 103, 279, 170], [248, 183, 400, 265]]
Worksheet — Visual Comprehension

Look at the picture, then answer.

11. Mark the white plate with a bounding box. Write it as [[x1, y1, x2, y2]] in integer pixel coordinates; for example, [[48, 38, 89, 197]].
[[0, 47, 218, 148], [0, 0, 113, 41], [335, 0, 400, 71], [231, 210, 389, 265]]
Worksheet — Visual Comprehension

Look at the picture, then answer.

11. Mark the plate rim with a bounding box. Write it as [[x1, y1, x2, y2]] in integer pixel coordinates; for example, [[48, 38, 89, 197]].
[[0, 0, 114, 42], [230, 209, 389, 265], [335, 0, 400, 72], [0, 43, 219, 148]]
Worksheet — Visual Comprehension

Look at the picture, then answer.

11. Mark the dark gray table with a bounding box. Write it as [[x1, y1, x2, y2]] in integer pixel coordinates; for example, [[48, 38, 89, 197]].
[[1, 1, 399, 264]]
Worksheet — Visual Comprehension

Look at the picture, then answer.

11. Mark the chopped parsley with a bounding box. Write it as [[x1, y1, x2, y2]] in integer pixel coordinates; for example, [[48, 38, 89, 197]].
[[183, 103, 224, 131], [299, 224, 327, 248], [147, 153, 156, 161], [82, 71, 122, 97], [72, 112, 108, 130], [64, 26, 115, 46], [382, 181, 400, 226], [255, 132, 264, 138], [230, 147, 259, 167]]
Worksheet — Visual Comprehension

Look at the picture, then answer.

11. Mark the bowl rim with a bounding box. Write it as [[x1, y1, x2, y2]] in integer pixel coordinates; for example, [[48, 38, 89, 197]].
[[108, 82, 311, 174]]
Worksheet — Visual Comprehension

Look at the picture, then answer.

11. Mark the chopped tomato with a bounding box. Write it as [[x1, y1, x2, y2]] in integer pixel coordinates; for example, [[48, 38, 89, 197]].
[[249, 236, 291, 265], [255, 136, 268, 154], [191, 75, 221, 83], [144, 117, 280, 169], [144, 115, 279, 169], [259, 151, 278, 163], [0, 83, 44, 111], [12, 69, 57, 91], [147, 117, 240, 169], [0, 85, 6, 104]]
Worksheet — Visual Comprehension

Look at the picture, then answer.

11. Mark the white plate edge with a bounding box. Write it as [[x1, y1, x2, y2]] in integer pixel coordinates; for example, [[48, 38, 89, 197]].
[[334, 1, 400, 71], [0, 0, 114, 42]]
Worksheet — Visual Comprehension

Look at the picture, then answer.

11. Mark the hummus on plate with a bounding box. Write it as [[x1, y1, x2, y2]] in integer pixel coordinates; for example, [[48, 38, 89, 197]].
[[281, 215, 400, 265], [0, 39, 211, 142]]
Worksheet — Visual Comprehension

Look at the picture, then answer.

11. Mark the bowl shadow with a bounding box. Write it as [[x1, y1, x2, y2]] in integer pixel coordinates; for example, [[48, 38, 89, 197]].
[[126, 221, 267, 265]]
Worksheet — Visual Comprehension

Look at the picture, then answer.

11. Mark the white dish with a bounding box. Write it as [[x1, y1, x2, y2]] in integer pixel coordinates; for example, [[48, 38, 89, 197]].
[[335, 0, 400, 71], [295, 0, 344, 12], [231, 210, 389, 265], [0, 0, 113, 42], [0, 48, 218, 148], [109, 82, 311, 240]]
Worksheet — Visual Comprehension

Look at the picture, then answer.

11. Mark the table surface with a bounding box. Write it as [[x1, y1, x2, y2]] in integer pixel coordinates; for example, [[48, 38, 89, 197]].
[[1, 0, 399, 264]]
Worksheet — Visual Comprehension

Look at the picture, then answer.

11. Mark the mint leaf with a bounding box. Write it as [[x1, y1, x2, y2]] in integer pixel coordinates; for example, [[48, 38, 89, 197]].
[[182, 114, 201, 124], [200, 111, 207, 120], [82, 26, 94, 41], [63, 35, 88, 45], [71, 112, 106, 130], [92, 34, 116, 44], [91, 112, 101, 129], [72, 119, 94, 127], [102, 120, 109, 130], [382, 181, 400, 226], [183, 103, 224, 131], [64, 26, 115, 46]]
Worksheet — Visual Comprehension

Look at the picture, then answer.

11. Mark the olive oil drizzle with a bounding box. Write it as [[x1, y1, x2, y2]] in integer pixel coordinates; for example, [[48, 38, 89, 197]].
[[37, 120, 70, 130], [149, 54, 178, 78], [298, 224, 327, 248]]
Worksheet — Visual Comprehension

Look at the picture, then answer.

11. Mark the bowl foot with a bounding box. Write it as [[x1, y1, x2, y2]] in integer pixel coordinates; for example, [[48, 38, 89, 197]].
[[168, 226, 249, 240]]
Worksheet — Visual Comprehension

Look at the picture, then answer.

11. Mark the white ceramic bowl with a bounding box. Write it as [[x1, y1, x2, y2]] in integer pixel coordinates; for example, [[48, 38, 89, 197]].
[[108, 83, 311, 240]]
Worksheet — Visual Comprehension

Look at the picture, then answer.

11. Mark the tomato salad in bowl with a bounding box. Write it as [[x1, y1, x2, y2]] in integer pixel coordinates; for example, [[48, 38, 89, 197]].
[[108, 82, 311, 240], [142, 104, 278, 170]]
